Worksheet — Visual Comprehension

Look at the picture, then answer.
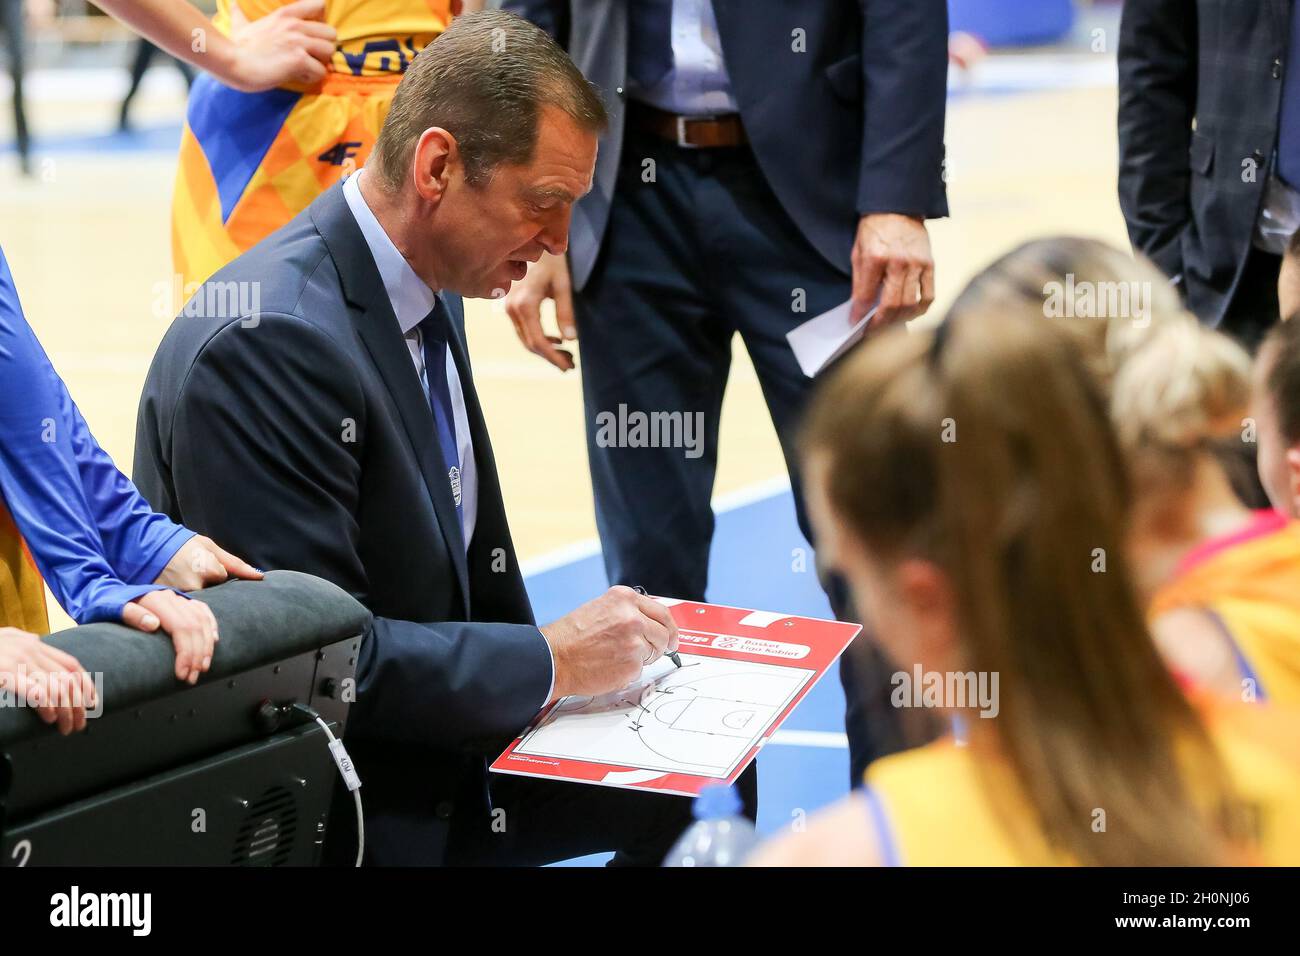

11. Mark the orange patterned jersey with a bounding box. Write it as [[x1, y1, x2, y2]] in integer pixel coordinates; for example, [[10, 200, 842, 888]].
[[172, 0, 457, 288]]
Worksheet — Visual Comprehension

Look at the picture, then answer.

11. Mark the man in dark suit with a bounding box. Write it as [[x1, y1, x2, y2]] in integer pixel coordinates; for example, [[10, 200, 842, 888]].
[[1119, 0, 1300, 349], [497, 0, 950, 782], [133, 11, 727, 866]]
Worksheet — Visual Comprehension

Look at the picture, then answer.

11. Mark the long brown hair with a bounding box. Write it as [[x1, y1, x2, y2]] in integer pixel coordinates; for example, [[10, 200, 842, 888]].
[[801, 310, 1239, 866]]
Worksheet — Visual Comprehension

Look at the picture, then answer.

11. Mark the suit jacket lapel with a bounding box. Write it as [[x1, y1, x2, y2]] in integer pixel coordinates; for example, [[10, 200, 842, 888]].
[[311, 184, 472, 612]]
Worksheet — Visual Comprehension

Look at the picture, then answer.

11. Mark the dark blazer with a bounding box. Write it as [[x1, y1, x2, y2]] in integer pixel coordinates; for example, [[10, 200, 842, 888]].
[[1119, 0, 1290, 325], [498, 0, 950, 289], [133, 182, 553, 865]]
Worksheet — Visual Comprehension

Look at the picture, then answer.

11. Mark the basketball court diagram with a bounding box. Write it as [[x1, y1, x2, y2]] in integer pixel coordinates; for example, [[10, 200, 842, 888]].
[[513, 654, 815, 778]]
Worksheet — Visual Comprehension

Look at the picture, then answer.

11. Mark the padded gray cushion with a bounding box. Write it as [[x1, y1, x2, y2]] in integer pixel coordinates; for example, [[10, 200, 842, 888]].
[[0, 570, 371, 744]]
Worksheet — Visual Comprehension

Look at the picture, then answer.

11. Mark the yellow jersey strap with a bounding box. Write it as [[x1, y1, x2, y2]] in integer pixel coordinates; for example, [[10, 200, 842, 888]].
[[862, 786, 904, 867]]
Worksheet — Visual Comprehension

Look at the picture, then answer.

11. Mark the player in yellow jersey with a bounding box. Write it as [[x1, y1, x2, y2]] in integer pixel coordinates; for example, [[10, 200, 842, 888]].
[[1108, 321, 1300, 706], [751, 307, 1300, 866], [899, 237, 1300, 707], [171, 0, 476, 289]]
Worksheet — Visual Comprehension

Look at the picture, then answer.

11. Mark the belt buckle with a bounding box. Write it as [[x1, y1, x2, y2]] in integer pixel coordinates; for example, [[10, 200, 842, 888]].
[[676, 114, 717, 149]]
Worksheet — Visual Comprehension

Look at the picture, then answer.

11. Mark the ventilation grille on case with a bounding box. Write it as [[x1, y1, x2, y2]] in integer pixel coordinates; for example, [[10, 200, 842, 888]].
[[231, 786, 297, 866]]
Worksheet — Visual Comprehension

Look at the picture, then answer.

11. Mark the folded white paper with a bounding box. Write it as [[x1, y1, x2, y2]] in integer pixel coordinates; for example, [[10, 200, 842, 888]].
[[786, 299, 877, 377]]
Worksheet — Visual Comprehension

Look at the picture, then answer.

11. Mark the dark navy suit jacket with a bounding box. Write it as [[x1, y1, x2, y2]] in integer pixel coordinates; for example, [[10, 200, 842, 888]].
[[1119, 0, 1290, 326], [499, 0, 951, 288], [133, 182, 553, 864]]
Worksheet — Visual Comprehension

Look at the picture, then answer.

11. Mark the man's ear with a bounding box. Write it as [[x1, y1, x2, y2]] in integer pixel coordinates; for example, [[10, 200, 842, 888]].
[[1286, 446, 1300, 518], [412, 127, 455, 205]]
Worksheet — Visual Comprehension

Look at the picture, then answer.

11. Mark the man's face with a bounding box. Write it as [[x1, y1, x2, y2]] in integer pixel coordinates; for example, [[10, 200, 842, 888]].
[[430, 106, 597, 299], [1251, 341, 1299, 517]]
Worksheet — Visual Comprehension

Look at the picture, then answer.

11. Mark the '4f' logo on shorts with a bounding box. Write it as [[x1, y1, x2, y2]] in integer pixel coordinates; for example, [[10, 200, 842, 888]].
[[318, 142, 362, 167]]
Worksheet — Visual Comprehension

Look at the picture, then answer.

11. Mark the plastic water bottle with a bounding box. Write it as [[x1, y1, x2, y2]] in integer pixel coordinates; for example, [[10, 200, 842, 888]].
[[662, 784, 760, 867]]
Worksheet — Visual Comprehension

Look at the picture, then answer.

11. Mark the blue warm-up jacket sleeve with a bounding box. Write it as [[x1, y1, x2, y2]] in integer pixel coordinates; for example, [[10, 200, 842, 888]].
[[0, 245, 193, 624]]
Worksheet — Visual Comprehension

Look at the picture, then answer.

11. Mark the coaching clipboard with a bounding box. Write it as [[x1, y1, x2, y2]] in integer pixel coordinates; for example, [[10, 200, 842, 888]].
[[490, 598, 861, 797]]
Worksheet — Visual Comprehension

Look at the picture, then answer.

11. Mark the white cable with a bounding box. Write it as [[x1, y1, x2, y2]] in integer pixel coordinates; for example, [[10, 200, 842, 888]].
[[308, 712, 364, 867]]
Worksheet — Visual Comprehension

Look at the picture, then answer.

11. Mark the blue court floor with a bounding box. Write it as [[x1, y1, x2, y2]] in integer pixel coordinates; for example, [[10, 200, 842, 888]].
[[524, 487, 849, 865]]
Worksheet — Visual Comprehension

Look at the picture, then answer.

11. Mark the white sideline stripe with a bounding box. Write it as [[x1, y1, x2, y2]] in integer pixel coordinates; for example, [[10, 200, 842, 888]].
[[518, 475, 792, 578], [712, 474, 792, 511], [768, 730, 849, 749]]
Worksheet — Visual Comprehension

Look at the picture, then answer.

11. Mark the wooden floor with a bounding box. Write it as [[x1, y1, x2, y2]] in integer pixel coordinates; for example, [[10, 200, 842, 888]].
[[0, 64, 1130, 631]]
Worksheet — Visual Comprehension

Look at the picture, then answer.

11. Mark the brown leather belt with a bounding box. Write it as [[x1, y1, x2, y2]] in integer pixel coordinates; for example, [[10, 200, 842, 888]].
[[628, 101, 748, 149]]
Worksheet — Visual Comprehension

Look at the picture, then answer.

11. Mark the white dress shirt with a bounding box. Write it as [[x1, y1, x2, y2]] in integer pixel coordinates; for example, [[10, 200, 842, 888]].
[[342, 170, 478, 548], [629, 0, 740, 117]]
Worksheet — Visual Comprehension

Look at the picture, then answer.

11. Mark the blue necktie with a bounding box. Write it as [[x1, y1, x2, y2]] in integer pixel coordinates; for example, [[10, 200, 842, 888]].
[[1278, 5, 1300, 187], [629, 0, 674, 91], [418, 302, 464, 536]]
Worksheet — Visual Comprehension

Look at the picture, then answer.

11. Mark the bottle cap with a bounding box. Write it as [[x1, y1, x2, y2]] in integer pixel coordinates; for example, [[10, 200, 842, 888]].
[[694, 783, 742, 820]]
